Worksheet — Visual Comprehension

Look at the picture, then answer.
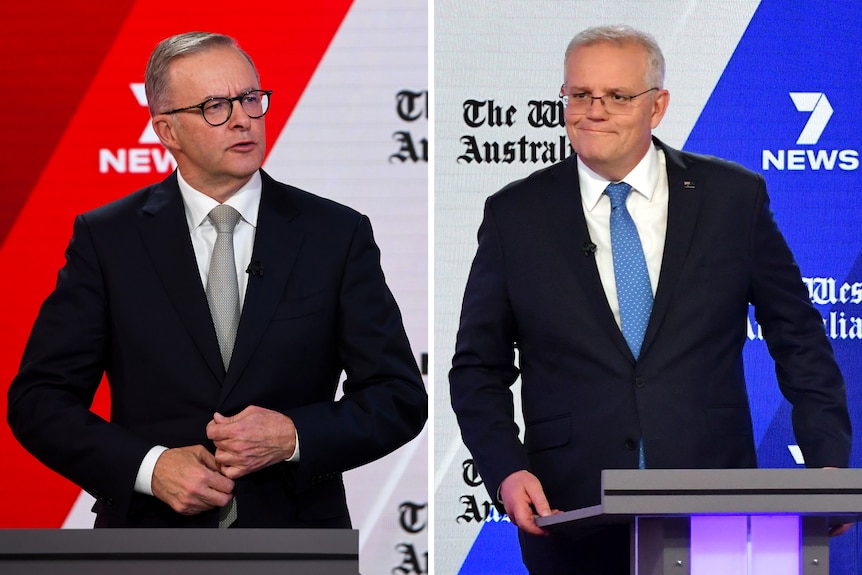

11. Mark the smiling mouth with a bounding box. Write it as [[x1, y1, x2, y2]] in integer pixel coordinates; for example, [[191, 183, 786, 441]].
[[578, 128, 613, 135]]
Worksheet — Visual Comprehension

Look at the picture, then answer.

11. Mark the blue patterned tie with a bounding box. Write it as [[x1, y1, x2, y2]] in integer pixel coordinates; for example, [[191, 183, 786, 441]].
[[606, 182, 653, 358], [606, 182, 652, 469]]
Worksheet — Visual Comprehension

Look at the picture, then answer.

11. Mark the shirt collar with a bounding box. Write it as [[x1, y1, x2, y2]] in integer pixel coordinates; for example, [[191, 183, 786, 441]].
[[578, 142, 660, 211], [177, 170, 262, 232]]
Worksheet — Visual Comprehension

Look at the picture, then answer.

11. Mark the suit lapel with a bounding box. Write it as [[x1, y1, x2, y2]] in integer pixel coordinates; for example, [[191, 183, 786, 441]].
[[640, 140, 703, 357], [220, 171, 304, 402], [544, 156, 633, 359], [138, 173, 225, 383]]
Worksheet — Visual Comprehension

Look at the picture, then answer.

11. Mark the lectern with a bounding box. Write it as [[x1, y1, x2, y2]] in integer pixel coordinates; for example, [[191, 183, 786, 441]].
[[0, 528, 358, 575], [535, 469, 862, 575]]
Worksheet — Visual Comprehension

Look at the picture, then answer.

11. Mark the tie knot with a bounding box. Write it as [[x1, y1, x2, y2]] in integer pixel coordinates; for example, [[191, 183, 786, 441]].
[[208, 204, 241, 234], [605, 182, 632, 209]]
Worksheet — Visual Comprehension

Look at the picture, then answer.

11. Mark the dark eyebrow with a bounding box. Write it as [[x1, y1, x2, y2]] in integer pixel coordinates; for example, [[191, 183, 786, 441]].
[[199, 88, 261, 100]]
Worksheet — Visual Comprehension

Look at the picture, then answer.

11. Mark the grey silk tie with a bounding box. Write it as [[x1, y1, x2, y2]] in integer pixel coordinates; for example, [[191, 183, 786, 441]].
[[206, 204, 242, 372], [206, 205, 240, 528], [219, 496, 237, 529]]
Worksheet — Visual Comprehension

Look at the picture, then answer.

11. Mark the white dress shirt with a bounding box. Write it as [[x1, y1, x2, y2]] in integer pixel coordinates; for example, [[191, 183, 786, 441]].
[[134, 171, 297, 497], [178, 170, 260, 308], [578, 143, 669, 329]]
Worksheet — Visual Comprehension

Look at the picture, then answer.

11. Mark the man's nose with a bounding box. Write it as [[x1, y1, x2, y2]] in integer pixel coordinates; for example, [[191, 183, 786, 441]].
[[229, 99, 253, 127], [585, 96, 608, 118]]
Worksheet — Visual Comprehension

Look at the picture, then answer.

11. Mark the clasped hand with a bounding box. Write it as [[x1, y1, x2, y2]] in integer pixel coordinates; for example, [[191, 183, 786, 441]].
[[151, 406, 296, 515], [206, 405, 297, 478]]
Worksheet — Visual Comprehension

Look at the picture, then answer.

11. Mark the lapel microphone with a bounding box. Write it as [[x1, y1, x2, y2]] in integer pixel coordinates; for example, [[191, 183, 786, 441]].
[[582, 241, 597, 257], [246, 261, 264, 277]]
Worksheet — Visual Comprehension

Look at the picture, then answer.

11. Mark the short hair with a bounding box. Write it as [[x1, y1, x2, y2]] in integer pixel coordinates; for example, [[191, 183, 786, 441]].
[[144, 32, 258, 116], [564, 25, 665, 89]]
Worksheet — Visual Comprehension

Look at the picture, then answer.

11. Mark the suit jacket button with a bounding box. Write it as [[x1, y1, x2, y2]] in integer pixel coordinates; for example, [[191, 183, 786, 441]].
[[624, 439, 637, 451], [634, 378, 645, 388]]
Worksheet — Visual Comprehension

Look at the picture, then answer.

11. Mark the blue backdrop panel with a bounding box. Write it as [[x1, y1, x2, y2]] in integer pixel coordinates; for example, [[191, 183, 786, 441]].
[[684, 0, 862, 469], [684, 2, 862, 571]]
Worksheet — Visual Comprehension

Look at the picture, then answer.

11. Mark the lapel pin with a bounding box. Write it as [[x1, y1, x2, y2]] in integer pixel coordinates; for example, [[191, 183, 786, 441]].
[[684, 181, 696, 189]]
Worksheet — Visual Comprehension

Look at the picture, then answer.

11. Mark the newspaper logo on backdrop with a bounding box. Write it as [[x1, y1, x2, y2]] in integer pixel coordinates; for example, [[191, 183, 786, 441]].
[[99, 84, 177, 174], [748, 277, 862, 341], [390, 89, 428, 163], [392, 502, 428, 575], [455, 459, 509, 525], [457, 98, 571, 165], [762, 92, 858, 171]]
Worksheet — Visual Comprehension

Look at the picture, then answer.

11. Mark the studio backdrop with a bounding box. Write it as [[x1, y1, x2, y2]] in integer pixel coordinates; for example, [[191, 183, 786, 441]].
[[0, 2, 428, 574], [434, 1, 862, 574]]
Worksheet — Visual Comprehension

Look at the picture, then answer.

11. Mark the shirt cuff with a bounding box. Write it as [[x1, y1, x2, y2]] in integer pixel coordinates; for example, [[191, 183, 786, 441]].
[[287, 431, 300, 462], [134, 445, 169, 495]]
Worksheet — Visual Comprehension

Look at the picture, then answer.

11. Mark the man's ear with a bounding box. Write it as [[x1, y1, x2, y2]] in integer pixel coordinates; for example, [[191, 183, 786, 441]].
[[152, 116, 179, 150], [649, 89, 670, 129]]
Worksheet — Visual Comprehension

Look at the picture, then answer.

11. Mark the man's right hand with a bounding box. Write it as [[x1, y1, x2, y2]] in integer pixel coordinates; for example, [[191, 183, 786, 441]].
[[151, 445, 234, 515], [499, 470, 556, 535]]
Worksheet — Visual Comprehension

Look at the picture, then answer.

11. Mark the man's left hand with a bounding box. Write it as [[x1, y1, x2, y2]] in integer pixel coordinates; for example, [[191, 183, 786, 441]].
[[206, 406, 297, 479]]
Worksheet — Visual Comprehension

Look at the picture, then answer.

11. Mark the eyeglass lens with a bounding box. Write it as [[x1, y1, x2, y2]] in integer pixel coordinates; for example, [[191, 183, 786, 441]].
[[562, 94, 633, 115], [203, 91, 270, 125]]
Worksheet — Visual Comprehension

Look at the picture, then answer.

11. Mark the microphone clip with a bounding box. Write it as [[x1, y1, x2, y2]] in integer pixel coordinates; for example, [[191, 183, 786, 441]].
[[246, 261, 264, 277]]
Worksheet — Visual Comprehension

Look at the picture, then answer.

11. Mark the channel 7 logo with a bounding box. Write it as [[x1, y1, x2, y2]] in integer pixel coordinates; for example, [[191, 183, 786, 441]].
[[762, 92, 858, 171], [98, 84, 177, 174], [790, 92, 831, 145]]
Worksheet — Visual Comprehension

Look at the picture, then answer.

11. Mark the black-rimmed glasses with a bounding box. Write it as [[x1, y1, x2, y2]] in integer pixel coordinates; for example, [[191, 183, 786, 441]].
[[161, 90, 273, 126]]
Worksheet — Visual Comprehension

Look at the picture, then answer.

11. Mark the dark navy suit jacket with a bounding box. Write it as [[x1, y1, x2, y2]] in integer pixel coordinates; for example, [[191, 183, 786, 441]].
[[450, 139, 850, 573], [8, 169, 427, 528]]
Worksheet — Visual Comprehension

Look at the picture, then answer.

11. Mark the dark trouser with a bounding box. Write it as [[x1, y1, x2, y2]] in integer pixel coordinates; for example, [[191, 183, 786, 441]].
[[523, 524, 630, 575]]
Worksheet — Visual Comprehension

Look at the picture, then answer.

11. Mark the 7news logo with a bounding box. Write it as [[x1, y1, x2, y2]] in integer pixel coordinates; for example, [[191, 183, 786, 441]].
[[762, 92, 858, 171], [98, 84, 177, 174]]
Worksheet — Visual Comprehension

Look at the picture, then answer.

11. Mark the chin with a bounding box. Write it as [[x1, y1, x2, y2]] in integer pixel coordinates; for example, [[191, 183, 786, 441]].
[[573, 146, 611, 165], [229, 159, 264, 176], [572, 136, 613, 155]]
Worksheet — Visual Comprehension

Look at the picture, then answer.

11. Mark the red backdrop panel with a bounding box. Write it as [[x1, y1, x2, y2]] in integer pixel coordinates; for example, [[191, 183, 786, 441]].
[[0, 0, 352, 527]]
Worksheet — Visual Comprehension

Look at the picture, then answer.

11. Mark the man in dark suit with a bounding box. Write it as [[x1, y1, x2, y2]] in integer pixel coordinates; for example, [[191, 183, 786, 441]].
[[449, 25, 850, 574], [7, 32, 426, 528]]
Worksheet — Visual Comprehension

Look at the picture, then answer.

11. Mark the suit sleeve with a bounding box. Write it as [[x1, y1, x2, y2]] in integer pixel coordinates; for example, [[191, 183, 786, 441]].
[[285, 215, 427, 487], [7, 215, 154, 512], [449, 197, 530, 505], [748, 179, 851, 467]]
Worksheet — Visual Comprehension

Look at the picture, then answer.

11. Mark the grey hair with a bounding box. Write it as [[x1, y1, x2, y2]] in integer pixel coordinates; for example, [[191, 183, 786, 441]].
[[564, 25, 665, 89], [144, 32, 259, 116]]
